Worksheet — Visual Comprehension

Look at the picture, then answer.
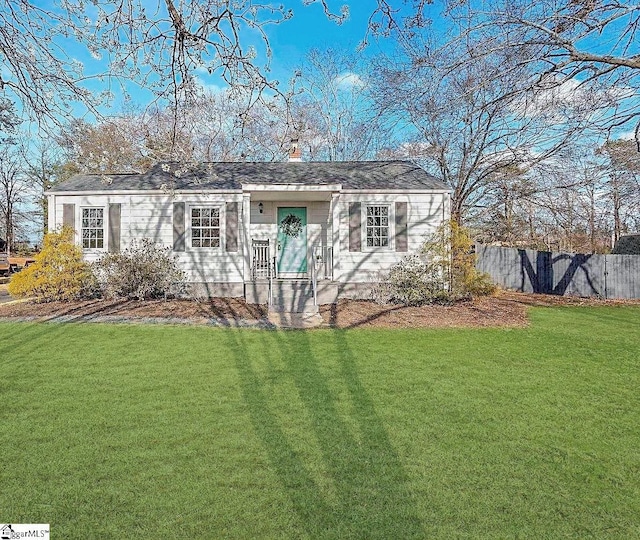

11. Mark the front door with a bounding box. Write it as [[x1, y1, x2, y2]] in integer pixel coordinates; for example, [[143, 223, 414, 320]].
[[277, 207, 307, 276]]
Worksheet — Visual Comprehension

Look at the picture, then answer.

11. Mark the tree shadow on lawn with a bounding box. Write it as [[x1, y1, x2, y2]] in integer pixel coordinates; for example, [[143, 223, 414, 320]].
[[0, 320, 80, 359], [0, 320, 425, 537], [224, 327, 424, 538]]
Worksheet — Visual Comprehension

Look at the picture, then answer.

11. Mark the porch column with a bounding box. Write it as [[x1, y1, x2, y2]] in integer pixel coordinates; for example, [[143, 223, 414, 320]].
[[242, 193, 251, 281], [330, 193, 340, 281]]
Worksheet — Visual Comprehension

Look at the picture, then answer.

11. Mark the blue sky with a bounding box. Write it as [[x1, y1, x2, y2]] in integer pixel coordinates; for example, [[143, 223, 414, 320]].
[[270, 2, 372, 59], [266, 2, 393, 67], [8, 0, 637, 142], [8, 2, 409, 140], [104, 2, 400, 113]]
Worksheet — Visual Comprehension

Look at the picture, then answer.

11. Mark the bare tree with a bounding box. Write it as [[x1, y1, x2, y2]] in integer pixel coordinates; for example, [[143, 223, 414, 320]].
[[291, 48, 394, 161], [56, 90, 296, 170], [0, 0, 348, 134], [21, 140, 66, 236], [475, 167, 536, 245], [0, 145, 27, 253], [175, 91, 243, 162], [371, 36, 596, 225], [483, 0, 640, 143], [368, 0, 640, 145], [489, 157, 615, 254], [598, 139, 640, 239], [58, 118, 154, 174], [0, 98, 20, 137]]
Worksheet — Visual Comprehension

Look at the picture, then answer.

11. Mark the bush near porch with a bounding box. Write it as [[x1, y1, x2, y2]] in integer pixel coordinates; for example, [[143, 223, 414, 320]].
[[374, 221, 496, 305]]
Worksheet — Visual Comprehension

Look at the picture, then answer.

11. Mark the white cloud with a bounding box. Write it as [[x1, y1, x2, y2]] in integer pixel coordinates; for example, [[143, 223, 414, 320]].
[[194, 77, 225, 95], [514, 78, 635, 123], [617, 130, 637, 141], [334, 72, 365, 90]]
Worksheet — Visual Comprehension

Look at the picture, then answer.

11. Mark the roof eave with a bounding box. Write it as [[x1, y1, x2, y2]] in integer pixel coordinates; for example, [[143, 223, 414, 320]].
[[46, 188, 243, 196], [242, 183, 343, 192], [340, 188, 451, 194]]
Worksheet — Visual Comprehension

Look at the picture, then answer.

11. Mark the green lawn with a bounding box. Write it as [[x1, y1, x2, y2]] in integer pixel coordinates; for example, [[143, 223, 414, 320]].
[[1, 306, 639, 538]]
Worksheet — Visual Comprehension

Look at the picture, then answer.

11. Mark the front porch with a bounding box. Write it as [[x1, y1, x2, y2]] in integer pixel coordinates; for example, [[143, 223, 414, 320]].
[[245, 239, 338, 310], [241, 182, 340, 310]]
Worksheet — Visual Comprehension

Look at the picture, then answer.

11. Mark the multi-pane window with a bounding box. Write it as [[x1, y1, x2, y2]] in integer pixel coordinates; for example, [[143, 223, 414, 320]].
[[366, 205, 390, 247], [82, 208, 104, 249], [191, 207, 220, 248]]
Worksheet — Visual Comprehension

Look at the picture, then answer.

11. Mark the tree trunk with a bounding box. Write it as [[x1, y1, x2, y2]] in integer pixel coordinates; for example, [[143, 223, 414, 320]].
[[612, 174, 622, 244], [5, 208, 12, 255], [450, 200, 464, 227]]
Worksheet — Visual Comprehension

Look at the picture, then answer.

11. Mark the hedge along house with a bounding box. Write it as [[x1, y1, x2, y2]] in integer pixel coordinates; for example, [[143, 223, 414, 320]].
[[47, 152, 450, 312]]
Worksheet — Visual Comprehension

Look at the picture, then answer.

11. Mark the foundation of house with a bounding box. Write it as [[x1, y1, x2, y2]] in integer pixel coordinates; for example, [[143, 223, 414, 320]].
[[245, 279, 338, 311]]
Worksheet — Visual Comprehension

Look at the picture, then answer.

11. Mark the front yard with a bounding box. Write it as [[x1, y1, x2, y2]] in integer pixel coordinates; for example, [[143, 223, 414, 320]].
[[1, 305, 639, 538]]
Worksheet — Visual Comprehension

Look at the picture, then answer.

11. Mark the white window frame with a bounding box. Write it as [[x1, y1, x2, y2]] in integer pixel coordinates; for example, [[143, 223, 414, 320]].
[[363, 203, 392, 250], [81, 207, 106, 251], [188, 204, 222, 250]]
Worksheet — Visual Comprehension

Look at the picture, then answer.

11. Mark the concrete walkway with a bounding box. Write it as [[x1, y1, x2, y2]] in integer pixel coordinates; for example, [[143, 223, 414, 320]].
[[0, 310, 327, 329], [267, 311, 326, 329], [0, 312, 274, 328]]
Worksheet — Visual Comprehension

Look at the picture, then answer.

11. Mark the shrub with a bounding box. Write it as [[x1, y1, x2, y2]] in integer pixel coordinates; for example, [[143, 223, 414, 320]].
[[372, 254, 451, 306], [372, 220, 496, 306], [8, 227, 97, 301], [93, 238, 186, 300], [426, 219, 496, 298]]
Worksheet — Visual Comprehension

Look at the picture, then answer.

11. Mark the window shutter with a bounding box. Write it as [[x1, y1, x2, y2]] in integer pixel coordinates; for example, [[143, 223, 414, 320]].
[[62, 204, 75, 230], [173, 202, 185, 251], [225, 202, 239, 252], [349, 202, 361, 252], [395, 201, 408, 252], [108, 203, 121, 253]]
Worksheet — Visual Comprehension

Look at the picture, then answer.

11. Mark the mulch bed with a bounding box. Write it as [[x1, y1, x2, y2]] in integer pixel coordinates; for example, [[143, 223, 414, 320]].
[[1, 287, 637, 329], [0, 296, 268, 322], [319, 295, 529, 329]]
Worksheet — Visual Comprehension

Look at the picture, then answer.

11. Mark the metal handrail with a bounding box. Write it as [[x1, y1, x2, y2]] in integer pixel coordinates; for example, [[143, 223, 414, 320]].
[[269, 255, 275, 307], [312, 259, 317, 307], [311, 246, 319, 306]]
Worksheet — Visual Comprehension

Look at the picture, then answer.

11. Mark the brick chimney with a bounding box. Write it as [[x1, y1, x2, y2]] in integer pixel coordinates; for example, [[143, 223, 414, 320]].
[[288, 138, 302, 162]]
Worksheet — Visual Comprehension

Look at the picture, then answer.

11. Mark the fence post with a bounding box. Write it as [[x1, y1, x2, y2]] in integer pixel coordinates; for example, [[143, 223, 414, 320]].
[[604, 255, 608, 300]]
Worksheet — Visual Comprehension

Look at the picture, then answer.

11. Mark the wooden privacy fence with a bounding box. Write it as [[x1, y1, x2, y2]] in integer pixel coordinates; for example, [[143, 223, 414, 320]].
[[476, 244, 640, 300]]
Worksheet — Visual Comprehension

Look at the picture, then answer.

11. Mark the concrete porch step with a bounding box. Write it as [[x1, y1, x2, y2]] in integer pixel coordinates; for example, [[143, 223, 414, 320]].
[[271, 280, 314, 294], [269, 279, 318, 315], [268, 311, 325, 328], [245, 279, 339, 306], [269, 301, 319, 314], [271, 289, 317, 313]]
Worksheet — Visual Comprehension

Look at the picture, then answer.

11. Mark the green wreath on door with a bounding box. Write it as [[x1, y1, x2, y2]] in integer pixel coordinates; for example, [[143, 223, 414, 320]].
[[280, 213, 303, 238]]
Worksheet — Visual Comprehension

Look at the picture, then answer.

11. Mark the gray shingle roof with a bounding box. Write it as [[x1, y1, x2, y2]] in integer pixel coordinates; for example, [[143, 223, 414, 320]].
[[51, 161, 449, 192]]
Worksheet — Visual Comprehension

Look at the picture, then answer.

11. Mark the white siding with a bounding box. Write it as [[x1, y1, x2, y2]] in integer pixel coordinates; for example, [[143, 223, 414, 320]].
[[49, 190, 449, 287], [335, 192, 449, 283], [50, 192, 245, 283]]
